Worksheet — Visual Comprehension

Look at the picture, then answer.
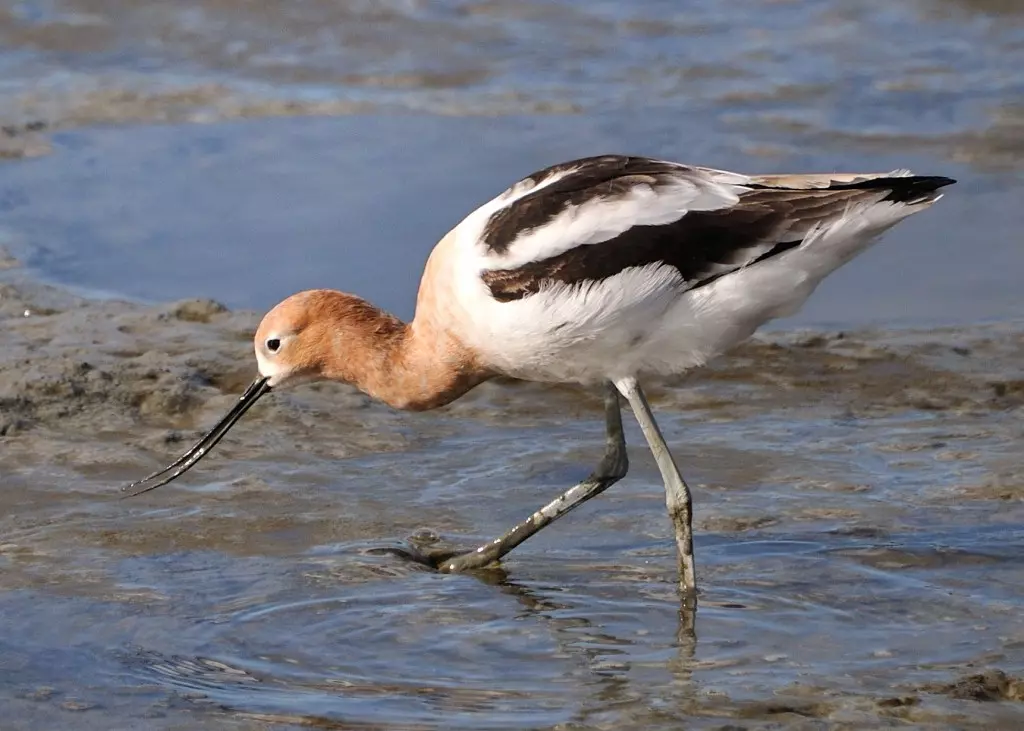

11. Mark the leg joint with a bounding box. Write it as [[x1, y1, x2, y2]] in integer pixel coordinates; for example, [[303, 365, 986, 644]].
[[597, 442, 628, 480]]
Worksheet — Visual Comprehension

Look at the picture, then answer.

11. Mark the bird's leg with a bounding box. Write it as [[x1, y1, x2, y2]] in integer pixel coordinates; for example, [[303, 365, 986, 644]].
[[439, 380, 628, 573], [614, 377, 697, 597]]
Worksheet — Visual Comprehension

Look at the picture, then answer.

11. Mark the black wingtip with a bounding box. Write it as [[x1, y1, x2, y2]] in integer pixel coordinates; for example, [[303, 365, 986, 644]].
[[831, 174, 955, 203], [881, 175, 956, 203], [808, 173, 956, 203], [747, 174, 957, 201]]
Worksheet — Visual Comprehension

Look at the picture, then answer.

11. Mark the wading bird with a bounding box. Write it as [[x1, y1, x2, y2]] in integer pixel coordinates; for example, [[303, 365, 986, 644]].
[[123, 154, 954, 594]]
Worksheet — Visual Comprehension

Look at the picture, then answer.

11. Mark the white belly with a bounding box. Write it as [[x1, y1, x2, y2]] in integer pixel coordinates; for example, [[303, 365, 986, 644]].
[[457, 261, 817, 385]]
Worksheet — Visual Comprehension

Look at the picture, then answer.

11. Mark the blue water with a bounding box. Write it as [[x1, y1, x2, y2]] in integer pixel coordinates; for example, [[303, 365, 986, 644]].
[[0, 0, 1022, 330], [1, 114, 1022, 331]]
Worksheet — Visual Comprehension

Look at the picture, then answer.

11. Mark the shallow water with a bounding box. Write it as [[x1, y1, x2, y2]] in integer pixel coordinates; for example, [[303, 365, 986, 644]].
[[1, 0, 1024, 729], [1, 0, 1023, 327], [1, 114, 1023, 331]]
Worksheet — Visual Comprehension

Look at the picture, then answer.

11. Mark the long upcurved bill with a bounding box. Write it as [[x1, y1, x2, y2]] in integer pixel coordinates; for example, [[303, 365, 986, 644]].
[[121, 377, 271, 498]]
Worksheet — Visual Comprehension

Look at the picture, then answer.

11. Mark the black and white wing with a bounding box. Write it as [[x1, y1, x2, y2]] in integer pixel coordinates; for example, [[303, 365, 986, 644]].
[[463, 155, 954, 303]]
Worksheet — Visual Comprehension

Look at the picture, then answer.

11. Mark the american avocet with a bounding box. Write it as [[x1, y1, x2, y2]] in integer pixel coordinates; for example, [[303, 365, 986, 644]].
[[123, 154, 954, 594]]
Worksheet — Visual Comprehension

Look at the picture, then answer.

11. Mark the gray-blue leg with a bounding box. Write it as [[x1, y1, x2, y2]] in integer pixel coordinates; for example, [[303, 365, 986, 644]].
[[440, 381, 628, 572], [614, 377, 697, 595]]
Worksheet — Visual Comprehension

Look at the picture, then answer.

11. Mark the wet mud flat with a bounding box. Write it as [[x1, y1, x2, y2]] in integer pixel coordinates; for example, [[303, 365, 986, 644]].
[[2, 269, 1024, 729]]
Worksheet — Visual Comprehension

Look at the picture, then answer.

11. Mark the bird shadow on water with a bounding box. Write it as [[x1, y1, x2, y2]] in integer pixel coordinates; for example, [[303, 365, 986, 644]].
[[371, 528, 698, 645], [372, 531, 700, 685], [125, 534, 701, 728]]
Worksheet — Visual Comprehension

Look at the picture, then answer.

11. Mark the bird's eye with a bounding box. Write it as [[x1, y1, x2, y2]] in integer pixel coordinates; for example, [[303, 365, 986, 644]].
[[266, 338, 281, 353]]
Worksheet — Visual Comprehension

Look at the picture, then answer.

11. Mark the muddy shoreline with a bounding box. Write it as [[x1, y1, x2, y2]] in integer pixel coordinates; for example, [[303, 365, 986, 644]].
[[4, 265, 1024, 487]]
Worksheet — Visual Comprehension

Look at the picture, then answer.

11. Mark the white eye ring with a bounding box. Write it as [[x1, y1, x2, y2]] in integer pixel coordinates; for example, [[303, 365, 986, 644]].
[[266, 337, 281, 353]]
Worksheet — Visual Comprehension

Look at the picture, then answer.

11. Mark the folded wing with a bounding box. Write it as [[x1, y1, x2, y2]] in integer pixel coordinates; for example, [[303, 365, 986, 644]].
[[474, 155, 954, 303]]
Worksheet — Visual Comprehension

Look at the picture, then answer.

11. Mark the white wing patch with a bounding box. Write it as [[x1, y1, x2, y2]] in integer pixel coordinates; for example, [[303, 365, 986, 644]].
[[453, 161, 751, 272], [484, 176, 744, 271]]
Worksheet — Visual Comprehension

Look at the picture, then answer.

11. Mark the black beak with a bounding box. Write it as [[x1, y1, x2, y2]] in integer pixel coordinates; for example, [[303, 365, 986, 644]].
[[121, 376, 271, 498]]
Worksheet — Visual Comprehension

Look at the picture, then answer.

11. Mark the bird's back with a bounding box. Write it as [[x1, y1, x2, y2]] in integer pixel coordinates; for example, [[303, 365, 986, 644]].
[[422, 156, 953, 383]]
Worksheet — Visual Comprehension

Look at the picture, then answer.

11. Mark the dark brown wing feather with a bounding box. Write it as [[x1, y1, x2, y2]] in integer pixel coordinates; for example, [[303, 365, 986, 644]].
[[481, 155, 702, 255], [481, 170, 954, 303]]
